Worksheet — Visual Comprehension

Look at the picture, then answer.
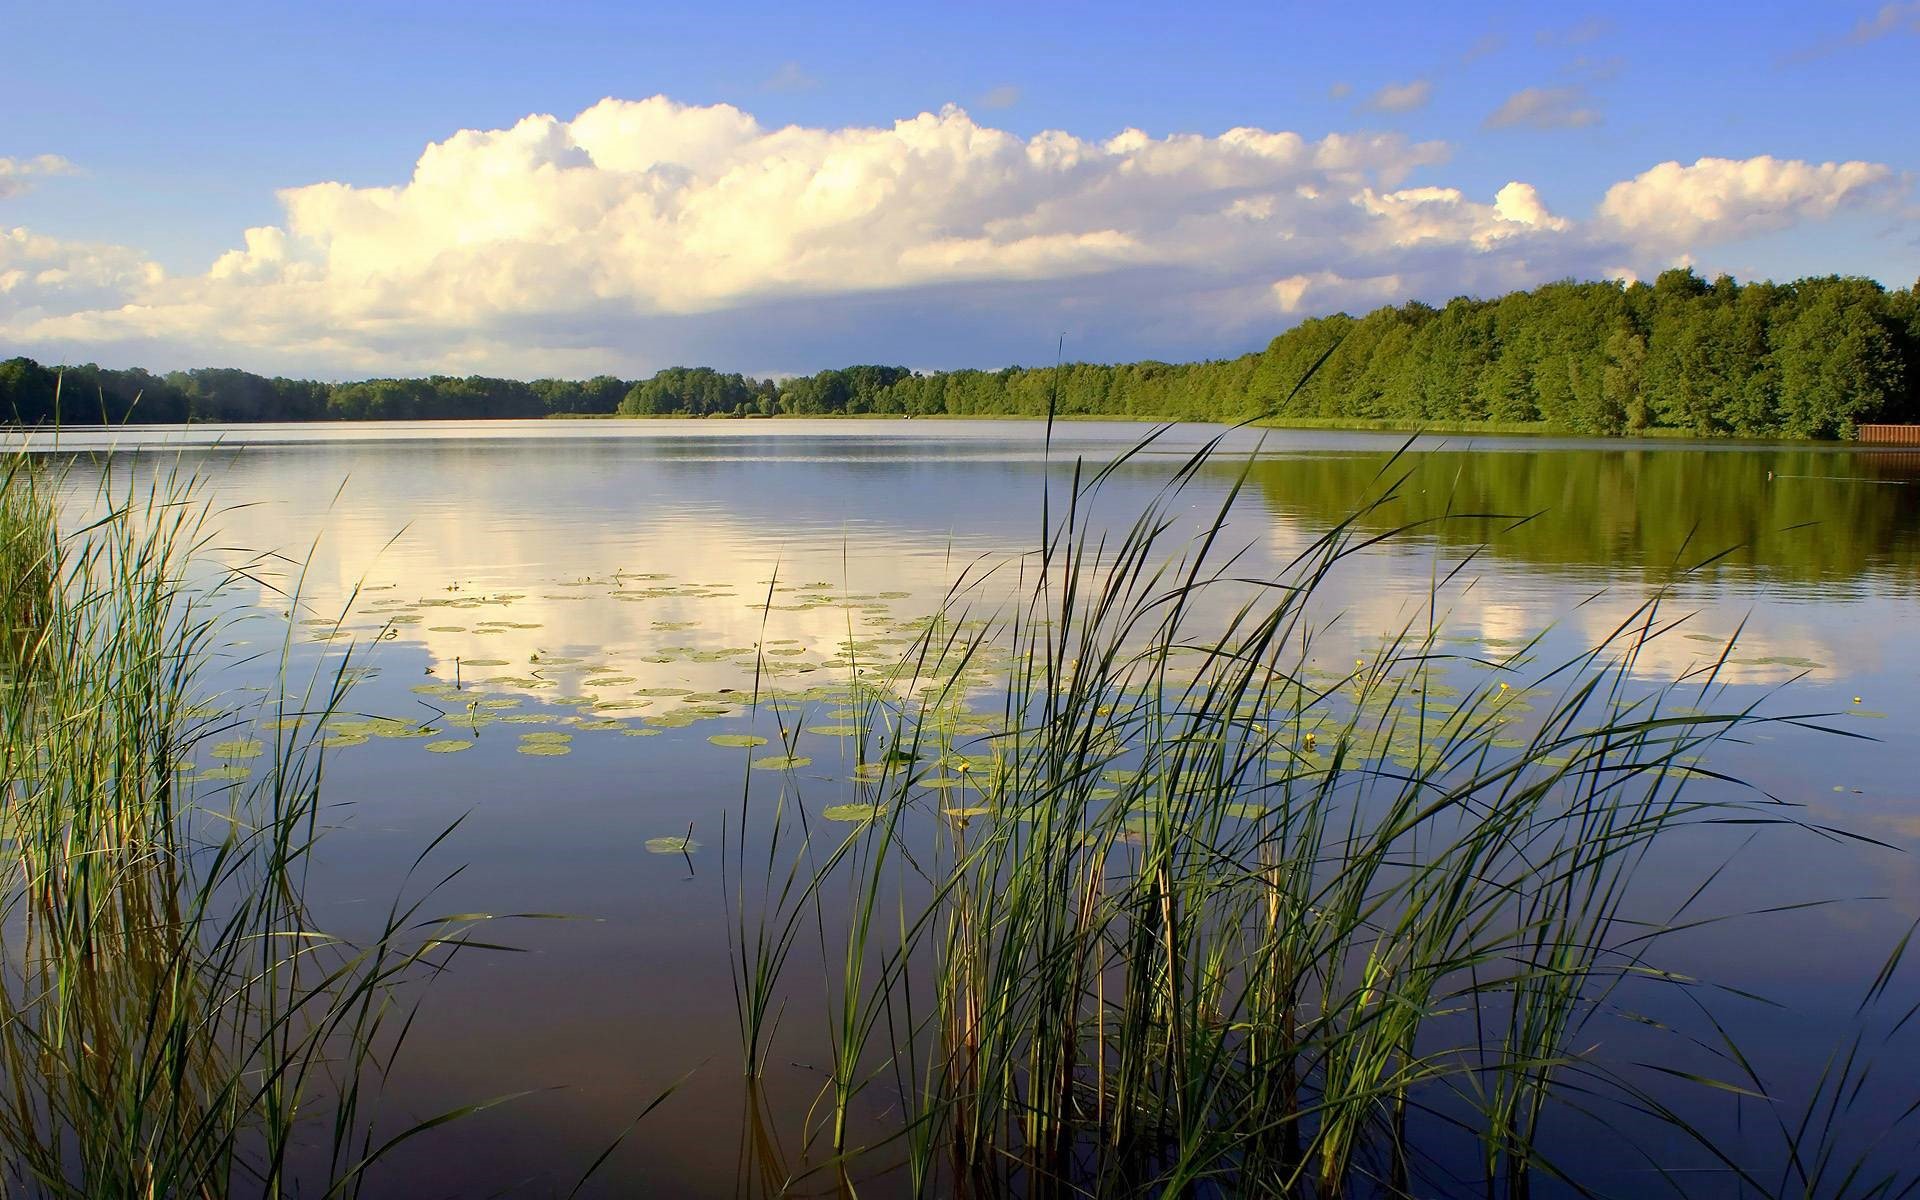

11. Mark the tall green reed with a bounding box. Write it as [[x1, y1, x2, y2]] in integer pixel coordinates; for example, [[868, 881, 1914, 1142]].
[[729, 422, 1915, 1197], [0, 441, 502, 1197]]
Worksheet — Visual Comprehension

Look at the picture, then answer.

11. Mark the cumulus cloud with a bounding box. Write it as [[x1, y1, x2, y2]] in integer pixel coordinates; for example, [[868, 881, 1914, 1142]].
[[1365, 79, 1433, 113], [0, 98, 1902, 376], [1598, 155, 1898, 250], [0, 154, 77, 200], [1485, 86, 1601, 129], [1, 226, 163, 318]]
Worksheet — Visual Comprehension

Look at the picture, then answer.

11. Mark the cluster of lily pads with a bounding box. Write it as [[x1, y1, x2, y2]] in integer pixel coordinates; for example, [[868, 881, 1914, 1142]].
[[175, 568, 1882, 859]]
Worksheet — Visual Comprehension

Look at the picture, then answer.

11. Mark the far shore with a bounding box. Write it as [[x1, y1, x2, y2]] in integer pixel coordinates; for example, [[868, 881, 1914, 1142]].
[[547, 409, 1857, 443], [6, 411, 1902, 446]]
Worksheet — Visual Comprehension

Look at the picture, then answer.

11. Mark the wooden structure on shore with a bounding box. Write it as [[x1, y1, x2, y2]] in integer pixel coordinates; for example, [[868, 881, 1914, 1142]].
[[1857, 424, 1920, 445]]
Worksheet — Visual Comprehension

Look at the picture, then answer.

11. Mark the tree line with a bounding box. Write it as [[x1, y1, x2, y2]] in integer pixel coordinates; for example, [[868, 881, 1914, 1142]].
[[4, 270, 1916, 437]]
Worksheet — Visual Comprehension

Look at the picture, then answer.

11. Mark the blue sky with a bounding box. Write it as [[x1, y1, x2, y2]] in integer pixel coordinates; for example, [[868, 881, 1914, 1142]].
[[1, 0, 1915, 378]]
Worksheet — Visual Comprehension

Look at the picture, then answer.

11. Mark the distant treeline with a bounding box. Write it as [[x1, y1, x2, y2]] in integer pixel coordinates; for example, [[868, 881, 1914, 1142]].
[[5, 270, 1916, 438]]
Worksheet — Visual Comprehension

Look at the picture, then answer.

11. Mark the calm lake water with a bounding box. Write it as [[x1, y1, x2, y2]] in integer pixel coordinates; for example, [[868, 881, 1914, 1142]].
[[19, 420, 1920, 1195]]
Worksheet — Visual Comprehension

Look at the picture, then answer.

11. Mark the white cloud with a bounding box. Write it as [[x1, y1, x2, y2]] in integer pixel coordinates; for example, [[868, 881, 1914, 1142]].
[[1597, 155, 1898, 250], [1485, 86, 1601, 129], [0, 154, 77, 200], [0, 226, 163, 320], [1491, 181, 1571, 233], [1365, 79, 1434, 113], [0, 98, 1903, 377]]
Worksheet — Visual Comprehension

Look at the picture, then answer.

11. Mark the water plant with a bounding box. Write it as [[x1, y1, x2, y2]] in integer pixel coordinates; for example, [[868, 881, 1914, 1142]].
[[725, 417, 1920, 1196], [0, 439, 510, 1196]]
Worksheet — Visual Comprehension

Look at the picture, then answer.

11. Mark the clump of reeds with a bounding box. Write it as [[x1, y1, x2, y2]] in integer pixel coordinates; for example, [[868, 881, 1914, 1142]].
[[0, 445, 495, 1196], [730, 427, 1920, 1197], [0, 455, 56, 650]]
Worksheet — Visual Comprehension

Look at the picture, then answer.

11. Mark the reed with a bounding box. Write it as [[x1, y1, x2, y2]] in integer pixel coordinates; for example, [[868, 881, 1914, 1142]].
[[0, 441, 498, 1197], [729, 419, 1917, 1197]]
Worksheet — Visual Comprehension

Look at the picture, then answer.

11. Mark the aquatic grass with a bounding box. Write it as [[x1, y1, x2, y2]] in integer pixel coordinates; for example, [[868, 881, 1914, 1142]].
[[0, 439, 518, 1196], [724, 408, 1917, 1195]]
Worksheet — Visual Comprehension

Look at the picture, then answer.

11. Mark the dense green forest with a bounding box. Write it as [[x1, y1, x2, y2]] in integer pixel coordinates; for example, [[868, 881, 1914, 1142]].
[[5, 270, 1917, 437]]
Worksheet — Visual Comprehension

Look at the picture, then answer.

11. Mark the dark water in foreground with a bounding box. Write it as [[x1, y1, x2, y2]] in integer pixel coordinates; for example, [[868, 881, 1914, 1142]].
[[19, 420, 1920, 1195]]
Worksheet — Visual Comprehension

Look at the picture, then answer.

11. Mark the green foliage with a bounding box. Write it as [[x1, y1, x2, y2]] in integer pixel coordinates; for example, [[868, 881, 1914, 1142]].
[[3, 271, 1913, 437], [619, 366, 770, 416]]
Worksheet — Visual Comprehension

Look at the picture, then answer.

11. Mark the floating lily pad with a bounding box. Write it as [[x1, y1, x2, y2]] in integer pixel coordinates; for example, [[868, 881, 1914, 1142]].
[[645, 835, 700, 854], [425, 740, 474, 753], [708, 733, 769, 748], [516, 742, 572, 757], [372, 722, 439, 739], [752, 754, 813, 771], [823, 802, 885, 823], [209, 739, 265, 760]]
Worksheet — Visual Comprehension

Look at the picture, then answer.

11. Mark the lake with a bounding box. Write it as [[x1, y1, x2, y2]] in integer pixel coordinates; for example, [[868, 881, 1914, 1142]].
[[17, 419, 1920, 1196]]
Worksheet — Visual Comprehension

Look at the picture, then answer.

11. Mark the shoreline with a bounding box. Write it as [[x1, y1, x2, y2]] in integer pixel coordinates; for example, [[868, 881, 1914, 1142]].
[[553, 409, 1857, 444], [5, 410, 1902, 447]]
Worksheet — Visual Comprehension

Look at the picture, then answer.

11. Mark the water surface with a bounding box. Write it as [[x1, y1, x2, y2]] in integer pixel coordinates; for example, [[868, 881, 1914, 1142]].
[[22, 420, 1920, 1195]]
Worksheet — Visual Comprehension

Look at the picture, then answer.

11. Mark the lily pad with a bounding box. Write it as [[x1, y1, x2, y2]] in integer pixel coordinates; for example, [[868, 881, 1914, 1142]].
[[645, 835, 700, 854], [425, 740, 474, 753], [708, 733, 769, 748], [752, 754, 813, 771]]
